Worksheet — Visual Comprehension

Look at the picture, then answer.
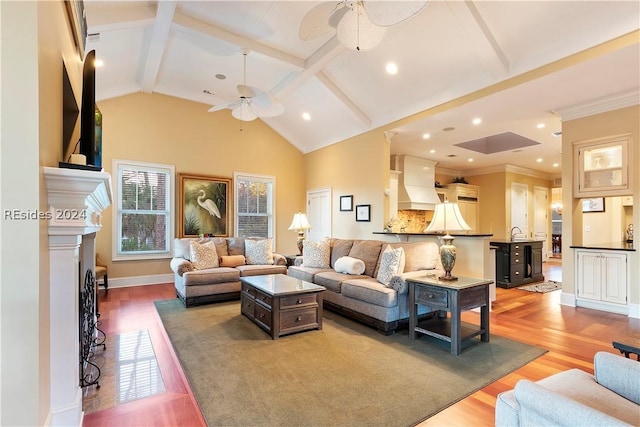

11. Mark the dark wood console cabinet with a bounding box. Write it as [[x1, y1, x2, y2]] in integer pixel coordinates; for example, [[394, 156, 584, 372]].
[[491, 240, 544, 288]]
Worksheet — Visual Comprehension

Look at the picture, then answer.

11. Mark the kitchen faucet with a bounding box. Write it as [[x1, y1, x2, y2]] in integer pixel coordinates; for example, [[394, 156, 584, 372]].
[[510, 226, 523, 241]]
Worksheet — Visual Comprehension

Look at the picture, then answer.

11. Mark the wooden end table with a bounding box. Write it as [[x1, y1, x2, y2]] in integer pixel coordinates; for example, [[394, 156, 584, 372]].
[[408, 275, 492, 355], [240, 274, 325, 339], [612, 339, 640, 361]]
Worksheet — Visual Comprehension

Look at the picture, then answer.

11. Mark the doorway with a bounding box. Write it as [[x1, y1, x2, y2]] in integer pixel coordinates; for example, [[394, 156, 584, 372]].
[[551, 188, 562, 259], [306, 188, 331, 241]]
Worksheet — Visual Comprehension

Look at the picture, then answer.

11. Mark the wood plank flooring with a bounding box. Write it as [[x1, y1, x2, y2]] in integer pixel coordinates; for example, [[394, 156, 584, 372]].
[[83, 261, 639, 426]]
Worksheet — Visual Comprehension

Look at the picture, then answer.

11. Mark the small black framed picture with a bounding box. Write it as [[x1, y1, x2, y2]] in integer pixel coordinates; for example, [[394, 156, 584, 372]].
[[355, 204, 371, 222], [340, 195, 353, 212], [582, 197, 605, 213]]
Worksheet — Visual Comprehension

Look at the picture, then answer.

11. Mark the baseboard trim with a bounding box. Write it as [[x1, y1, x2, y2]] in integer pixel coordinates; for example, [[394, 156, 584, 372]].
[[106, 273, 174, 289], [560, 292, 576, 307], [628, 303, 640, 319]]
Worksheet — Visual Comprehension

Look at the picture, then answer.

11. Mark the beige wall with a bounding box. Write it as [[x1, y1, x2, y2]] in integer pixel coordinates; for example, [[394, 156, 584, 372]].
[[1, 1, 82, 424], [467, 172, 506, 236], [304, 130, 388, 239], [97, 93, 306, 278], [562, 105, 640, 308]]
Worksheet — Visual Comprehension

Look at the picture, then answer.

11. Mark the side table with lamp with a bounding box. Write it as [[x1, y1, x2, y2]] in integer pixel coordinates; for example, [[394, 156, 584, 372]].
[[288, 212, 311, 256]]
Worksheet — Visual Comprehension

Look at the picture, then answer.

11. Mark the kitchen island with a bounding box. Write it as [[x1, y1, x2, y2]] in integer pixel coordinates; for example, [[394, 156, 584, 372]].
[[490, 239, 544, 288]]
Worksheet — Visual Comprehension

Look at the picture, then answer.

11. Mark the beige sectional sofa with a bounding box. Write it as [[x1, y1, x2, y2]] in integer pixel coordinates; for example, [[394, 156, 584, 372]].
[[287, 238, 444, 334], [495, 351, 640, 426], [170, 237, 287, 307]]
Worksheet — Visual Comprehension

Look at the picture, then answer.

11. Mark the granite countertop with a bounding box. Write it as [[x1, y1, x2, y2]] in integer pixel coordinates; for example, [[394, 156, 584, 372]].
[[570, 241, 635, 251], [373, 232, 493, 237], [489, 239, 543, 244]]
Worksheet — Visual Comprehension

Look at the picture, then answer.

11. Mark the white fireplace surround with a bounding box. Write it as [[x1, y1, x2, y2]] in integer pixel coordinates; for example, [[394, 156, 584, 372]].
[[44, 166, 112, 426]]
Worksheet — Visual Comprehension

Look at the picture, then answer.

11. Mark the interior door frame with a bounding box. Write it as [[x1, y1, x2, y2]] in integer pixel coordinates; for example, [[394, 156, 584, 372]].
[[510, 182, 529, 238], [306, 187, 332, 242]]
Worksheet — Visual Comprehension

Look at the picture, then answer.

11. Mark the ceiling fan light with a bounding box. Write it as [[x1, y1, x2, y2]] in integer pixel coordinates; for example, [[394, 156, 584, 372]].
[[232, 103, 258, 121], [251, 102, 284, 118], [336, 6, 386, 51]]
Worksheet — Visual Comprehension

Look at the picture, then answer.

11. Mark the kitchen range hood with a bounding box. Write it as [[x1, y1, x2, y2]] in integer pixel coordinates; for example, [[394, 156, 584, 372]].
[[392, 155, 441, 210]]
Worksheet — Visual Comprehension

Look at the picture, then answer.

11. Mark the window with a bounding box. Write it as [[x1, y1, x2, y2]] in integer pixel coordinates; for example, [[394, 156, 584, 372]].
[[234, 173, 275, 239], [113, 160, 174, 260]]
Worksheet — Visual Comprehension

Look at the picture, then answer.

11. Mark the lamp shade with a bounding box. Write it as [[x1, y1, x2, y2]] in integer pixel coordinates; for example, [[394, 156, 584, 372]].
[[288, 212, 311, 231], [424, 202, 471, 233]]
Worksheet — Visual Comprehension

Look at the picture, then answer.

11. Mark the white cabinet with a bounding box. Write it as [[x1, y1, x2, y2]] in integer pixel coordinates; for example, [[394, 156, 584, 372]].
[[574, 134, 631, 197], [575, 250, 628, 313], [446, 184, 479, 232]]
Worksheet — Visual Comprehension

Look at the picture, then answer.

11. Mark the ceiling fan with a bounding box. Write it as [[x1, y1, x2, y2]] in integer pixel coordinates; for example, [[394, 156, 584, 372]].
[[299, 1, 429, 51], [208, 50, 284, 122]]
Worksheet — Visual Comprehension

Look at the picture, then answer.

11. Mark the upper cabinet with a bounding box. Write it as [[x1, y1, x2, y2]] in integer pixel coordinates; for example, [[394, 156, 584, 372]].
[[574, 134, 631, 197]]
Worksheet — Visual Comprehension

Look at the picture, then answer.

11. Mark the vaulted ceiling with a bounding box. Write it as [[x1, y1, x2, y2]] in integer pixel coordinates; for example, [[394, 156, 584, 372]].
[[84, 1, 640, 175]]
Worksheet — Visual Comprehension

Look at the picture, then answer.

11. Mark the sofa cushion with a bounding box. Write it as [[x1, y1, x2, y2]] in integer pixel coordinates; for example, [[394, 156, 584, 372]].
[[334, 256, 366, 275], [377, 246, 404, 285], [342, 278, 398, 308], [330, 239, 354, 268], [314, 271, 369, 293], [220, 255, 246, 267], [174, 238, 192, 260], [211, 237, 229, 259], [226, 237, 245, 256], [287, 266, 332, 283], [348, 240, 384, 277], [190, 240, 219, 269], [245, 238, 274, 265], [182, 267, 240, 286], [236, 264, 287, 277], [389, 241, 440, 272], [302, 239, 330, 268]]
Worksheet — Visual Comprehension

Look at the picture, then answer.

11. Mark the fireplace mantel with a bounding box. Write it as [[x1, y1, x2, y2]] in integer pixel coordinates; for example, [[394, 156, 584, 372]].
[[44, 166, 112, 426], [43, 166, 113, 235]]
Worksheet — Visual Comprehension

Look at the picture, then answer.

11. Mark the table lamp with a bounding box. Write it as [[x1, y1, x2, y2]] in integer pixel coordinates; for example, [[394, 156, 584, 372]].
[[288, 212, 311, 255], [424, 202, 471, 281]]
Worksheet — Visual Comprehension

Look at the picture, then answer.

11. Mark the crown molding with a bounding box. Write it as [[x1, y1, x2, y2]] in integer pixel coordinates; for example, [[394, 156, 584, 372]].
[[453, 164, 554, 180], [553, 89, 639, 121]]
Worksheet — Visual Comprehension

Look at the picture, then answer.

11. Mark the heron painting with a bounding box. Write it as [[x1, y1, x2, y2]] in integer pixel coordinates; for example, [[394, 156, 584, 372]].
[[178, 174, 231, 237]]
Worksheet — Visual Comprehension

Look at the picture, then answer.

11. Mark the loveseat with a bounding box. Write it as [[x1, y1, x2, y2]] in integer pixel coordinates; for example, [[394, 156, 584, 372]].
[[287, 238, 444, 334], [495, 351, 640, 426], [171, 237, 287, 307]]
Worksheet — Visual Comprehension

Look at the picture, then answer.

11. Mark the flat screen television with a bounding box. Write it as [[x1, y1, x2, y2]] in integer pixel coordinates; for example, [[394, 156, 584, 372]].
[[80, 49, 101, 168]]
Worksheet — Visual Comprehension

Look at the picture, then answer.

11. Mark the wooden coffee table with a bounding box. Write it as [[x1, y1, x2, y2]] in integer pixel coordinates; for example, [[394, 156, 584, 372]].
[[240, 274, 325, 339]]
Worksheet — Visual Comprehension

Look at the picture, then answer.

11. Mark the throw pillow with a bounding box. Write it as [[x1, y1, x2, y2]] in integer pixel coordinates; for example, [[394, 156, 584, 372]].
[[334, 256, 366, 275], [189, 240, 219, 270], [220, 255, 246, 267], [302, 239, 330, 268], [376, 245, 404, 286], [244, 238, 274, 265]]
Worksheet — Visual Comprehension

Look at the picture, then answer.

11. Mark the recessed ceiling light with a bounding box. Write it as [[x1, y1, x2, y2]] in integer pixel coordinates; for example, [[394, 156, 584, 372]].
[[215, 74, 226, 80], [422, 133, 431, 139], [553, 163, 559, 167], [386, 62, 398, 75], [468, 158, 474, 162], [472, 118, 482, 125], [537, 123, 545, 129], [536, 158, 543, 163], [429, 149, 436, 154], [94, 59, 104, 67], [302, 112, 311, 121], [443, 127, 455, 132]]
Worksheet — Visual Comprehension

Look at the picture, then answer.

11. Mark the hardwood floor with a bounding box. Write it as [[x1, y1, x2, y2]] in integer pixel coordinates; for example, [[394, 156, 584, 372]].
[[83, 261, 639, 426]]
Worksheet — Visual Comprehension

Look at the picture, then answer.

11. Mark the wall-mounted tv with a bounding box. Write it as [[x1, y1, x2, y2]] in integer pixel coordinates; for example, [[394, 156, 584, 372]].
[[61, 49, 101, 171]]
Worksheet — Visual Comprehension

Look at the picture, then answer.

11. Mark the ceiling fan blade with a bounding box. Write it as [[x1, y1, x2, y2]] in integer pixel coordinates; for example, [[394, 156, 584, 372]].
[[363, 1, 428, 27], [336, 5, 386, 51], [299, 2, 338, 40], [250, 92, 273, 109], [232, 103, 258, 121], [237, 84, 260, 98], [327, 3, 350, 28], [251, 101, 284, 118], [207, 100, 237, 112]]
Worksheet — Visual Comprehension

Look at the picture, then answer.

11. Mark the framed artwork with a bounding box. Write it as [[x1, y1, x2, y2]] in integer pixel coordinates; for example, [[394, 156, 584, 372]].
[[64, 1, 87, 56], [355, 204, 371, 222], [582, 197, 605, 213], [340, 195, 353, 212], [178, 173, 231, 237]]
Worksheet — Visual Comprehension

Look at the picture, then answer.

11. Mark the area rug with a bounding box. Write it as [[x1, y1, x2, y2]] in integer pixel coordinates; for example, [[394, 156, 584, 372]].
[[155, 299, 546, 426], [518, 280, 562, 293]]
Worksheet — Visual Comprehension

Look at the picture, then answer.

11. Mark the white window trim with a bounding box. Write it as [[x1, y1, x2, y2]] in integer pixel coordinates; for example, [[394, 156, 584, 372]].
[[112, 159, 175, 261], [234, 172, 276, 246]]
